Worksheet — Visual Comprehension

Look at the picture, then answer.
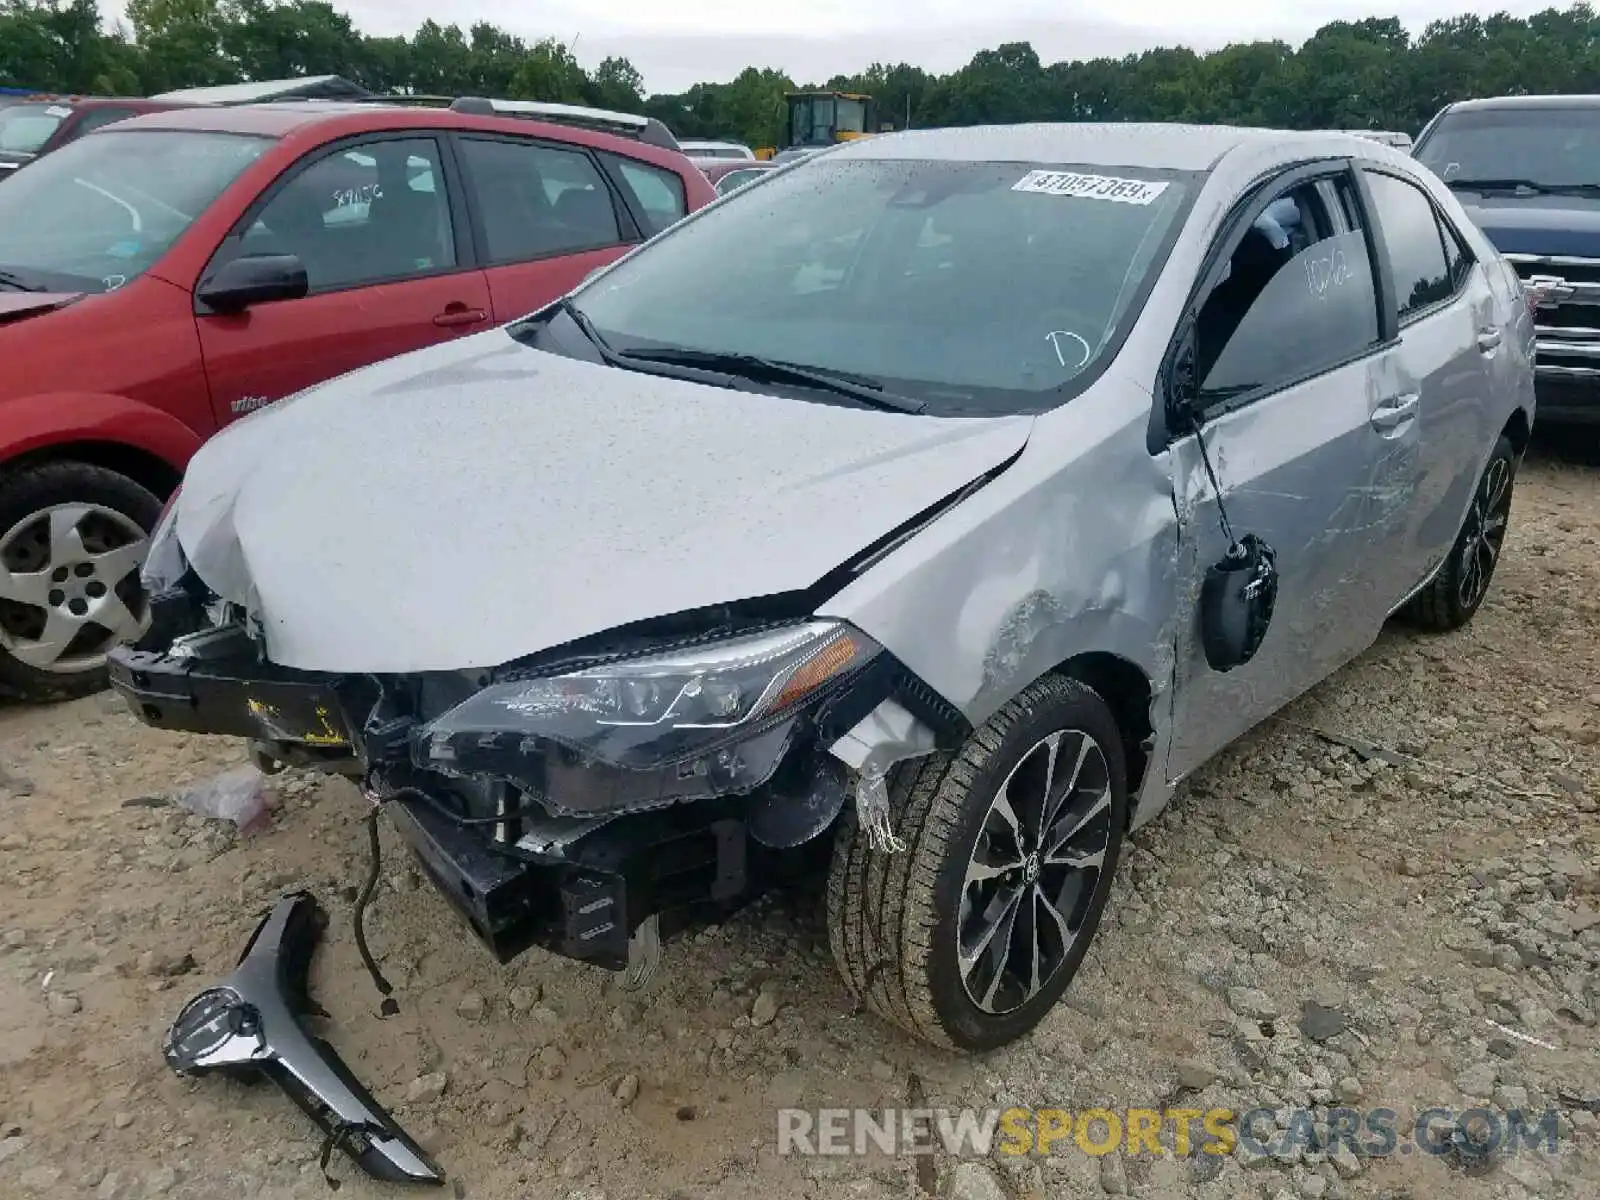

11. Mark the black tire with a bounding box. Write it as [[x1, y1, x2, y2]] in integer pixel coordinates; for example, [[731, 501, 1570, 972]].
[[827, 674, 1128, 1051], [1402, 435, 1517, 633], [0, 461, 161, 702]]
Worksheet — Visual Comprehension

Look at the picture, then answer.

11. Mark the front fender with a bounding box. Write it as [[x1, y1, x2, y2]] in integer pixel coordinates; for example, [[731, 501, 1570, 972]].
[[0, 392, 204, 471]]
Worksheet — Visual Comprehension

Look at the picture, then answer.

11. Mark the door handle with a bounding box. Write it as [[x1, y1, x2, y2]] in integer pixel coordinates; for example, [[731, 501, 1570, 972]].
[[1476, 327, 1503, 353], [1370, 392, 1420, 432], [433, 306, 488, 329]]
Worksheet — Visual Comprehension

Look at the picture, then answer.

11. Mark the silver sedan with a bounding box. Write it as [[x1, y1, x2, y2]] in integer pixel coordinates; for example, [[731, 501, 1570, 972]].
[[113, 122, 1536, 1051]]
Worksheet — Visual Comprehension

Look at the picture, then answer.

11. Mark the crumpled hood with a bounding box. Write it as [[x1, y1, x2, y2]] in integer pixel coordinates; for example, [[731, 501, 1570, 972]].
[[1461, 196, 1600, 257], [176, 330, 1033, 673]]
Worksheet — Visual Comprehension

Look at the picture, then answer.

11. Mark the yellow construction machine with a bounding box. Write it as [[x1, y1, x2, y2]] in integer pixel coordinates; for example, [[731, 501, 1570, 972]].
[[755, 91, 890, 159]]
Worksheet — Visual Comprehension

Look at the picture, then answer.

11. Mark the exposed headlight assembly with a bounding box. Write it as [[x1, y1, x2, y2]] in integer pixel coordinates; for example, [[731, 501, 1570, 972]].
[[415, 620, 881, 814]]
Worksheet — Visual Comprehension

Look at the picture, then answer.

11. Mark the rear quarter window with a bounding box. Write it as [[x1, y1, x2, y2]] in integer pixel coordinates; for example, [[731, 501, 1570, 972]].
[[607, 155, 687, 236]]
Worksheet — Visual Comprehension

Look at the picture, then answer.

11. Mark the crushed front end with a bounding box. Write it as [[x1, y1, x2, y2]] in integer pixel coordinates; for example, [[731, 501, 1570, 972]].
[[110, 575, 966, 973]]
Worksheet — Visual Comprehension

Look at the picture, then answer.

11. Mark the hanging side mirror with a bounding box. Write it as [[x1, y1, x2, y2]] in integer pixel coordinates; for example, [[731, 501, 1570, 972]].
[[1200, 533, 1280, 672]]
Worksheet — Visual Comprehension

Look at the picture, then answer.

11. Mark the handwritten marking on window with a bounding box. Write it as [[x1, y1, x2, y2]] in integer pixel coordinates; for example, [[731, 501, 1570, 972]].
[[1304, 246, 1352, 299], [1046, 330, 1092, 371]]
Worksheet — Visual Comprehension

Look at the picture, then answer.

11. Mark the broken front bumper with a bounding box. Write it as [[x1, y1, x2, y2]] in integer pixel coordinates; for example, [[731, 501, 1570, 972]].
[[164, 892, 444, 1186], [108, 622, 962, 969], [107, 639, 759, 967]]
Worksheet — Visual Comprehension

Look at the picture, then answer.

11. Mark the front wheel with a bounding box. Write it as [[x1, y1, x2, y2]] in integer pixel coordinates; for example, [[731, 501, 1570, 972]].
[[1402, 434, 1517, 633], [827, 674, 1128, 1051], [0, 462, 160, 702]]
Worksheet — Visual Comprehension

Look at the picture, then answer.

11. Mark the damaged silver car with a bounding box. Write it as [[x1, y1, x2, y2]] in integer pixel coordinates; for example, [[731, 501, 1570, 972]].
[[110, 123, 1534, 1053]]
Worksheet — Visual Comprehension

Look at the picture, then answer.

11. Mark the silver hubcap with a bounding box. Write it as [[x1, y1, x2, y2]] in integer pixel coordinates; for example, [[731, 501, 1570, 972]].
[[1458, 457, 1510, 611], [958, 728, 1113, 1015], [0, 503, 150, 674]]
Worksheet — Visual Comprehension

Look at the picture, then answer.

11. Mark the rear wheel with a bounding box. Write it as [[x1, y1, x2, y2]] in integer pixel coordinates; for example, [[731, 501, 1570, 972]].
[[0, 462, 159, 702], [1402, 435, 1516, 633], [827, 674, 1128, 1050]]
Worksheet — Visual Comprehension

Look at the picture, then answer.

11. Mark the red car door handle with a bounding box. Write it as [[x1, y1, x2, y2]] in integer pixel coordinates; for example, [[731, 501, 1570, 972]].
[[433, 306, 488, 328]]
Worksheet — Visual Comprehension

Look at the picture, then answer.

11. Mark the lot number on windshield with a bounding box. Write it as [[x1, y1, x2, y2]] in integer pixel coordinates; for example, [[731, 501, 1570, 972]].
[[1012, 170, 1169, 205]]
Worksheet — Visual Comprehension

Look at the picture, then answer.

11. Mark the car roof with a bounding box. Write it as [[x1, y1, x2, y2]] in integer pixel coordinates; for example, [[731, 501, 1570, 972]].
[[682, 139, 747, 149], [1443, 94, 1600, 112], [827, 122, 1388, 171], [148, 75, 364, 104], [66, 96, 185, 110], [88, 101, 696, 166]]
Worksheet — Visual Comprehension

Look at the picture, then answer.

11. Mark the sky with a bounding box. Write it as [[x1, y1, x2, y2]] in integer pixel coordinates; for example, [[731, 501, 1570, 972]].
[[103, 1, 1574, 94]]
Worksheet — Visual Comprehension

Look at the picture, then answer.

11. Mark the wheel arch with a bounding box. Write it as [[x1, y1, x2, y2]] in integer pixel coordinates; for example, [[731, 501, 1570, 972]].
[[1050, 650, 1155, 817], [3, 440, 183, 502], [0, 393, 201, 500], [1501, 406, 1532, 458]]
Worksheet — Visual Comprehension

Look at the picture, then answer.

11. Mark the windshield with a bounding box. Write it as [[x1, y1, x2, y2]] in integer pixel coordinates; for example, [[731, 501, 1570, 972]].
[[790, 98, 834, 146], [1416, 107, 1600, 189], [569, 157, 1192, 415], [835, 98, 868, 135], [0, 129, 269, 293], [0, 103, 66, 154]]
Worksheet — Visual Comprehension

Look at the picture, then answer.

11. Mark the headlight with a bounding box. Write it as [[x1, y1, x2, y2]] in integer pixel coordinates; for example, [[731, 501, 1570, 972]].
[[139, 485, 187, 593], [415, 620, 881, 812]]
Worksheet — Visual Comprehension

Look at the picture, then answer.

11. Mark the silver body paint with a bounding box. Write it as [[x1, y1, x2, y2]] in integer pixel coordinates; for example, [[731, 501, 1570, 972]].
[[167, 123, 1533, 833], [172, 334, 1031, 674]]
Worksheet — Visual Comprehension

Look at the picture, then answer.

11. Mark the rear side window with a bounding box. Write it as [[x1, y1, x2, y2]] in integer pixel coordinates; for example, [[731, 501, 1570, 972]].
[[1362, 171, 1455, 319], [611, 157, 686, 236], [459, 137, 622, 263], [1441, 214, 1473, 290]]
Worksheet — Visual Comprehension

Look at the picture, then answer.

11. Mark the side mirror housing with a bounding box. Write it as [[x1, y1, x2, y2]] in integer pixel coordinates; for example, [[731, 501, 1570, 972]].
[[197, 253, 309, 314]]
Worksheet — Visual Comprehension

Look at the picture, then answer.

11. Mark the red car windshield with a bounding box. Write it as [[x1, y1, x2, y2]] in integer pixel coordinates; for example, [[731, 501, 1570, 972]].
[[0, 128, 269, 293]]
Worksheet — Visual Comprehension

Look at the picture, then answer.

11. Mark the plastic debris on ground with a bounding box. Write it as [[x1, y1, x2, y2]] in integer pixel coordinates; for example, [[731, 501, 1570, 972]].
[[173, 765, 272, 835]]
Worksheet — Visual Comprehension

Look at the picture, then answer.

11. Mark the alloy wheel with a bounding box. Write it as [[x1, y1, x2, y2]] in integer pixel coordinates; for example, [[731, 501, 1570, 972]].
[[0, 502, 150, 674], [957, 728, 1114, 1015], [1457, 456, 1511, 611]]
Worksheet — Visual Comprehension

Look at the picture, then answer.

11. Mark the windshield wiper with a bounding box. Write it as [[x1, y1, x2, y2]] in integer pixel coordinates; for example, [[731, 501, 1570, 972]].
[[0, 269, 42, 293], [1445, 177, 1555, 195], [1533, 182, 1600, 198], [555, 299, 925, 414], [620, 347, 926, 414]]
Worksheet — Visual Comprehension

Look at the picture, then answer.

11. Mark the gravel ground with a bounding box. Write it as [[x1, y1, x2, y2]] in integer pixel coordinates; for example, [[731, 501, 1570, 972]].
[[1, 440, 1597, 1200]]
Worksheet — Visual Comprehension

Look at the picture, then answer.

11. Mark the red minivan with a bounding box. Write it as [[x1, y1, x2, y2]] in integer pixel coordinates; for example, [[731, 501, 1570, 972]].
[[0, 99, 715, 700]]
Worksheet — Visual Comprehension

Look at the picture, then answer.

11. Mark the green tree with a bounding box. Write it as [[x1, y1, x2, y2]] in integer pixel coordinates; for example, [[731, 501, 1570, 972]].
[[6, 2, 1600, 149], [125, 0, 231, 91], [587, 55, 644, 112]]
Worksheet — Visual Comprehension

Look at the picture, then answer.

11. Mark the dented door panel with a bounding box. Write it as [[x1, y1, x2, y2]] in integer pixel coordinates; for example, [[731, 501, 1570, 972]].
[[1165, 354, 1404, 780]]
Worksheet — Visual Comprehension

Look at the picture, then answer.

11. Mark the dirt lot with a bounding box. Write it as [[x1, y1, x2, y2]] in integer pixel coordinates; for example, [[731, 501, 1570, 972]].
[[2, 439, 1597, 1200]]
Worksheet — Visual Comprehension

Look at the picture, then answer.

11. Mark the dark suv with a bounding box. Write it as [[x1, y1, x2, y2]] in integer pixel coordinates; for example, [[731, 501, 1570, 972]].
[[1414, 93, 1600, 425]]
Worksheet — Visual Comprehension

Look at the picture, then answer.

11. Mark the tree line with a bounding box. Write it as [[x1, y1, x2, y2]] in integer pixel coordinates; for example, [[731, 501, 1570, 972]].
[[4, 1, 1600, 151]]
